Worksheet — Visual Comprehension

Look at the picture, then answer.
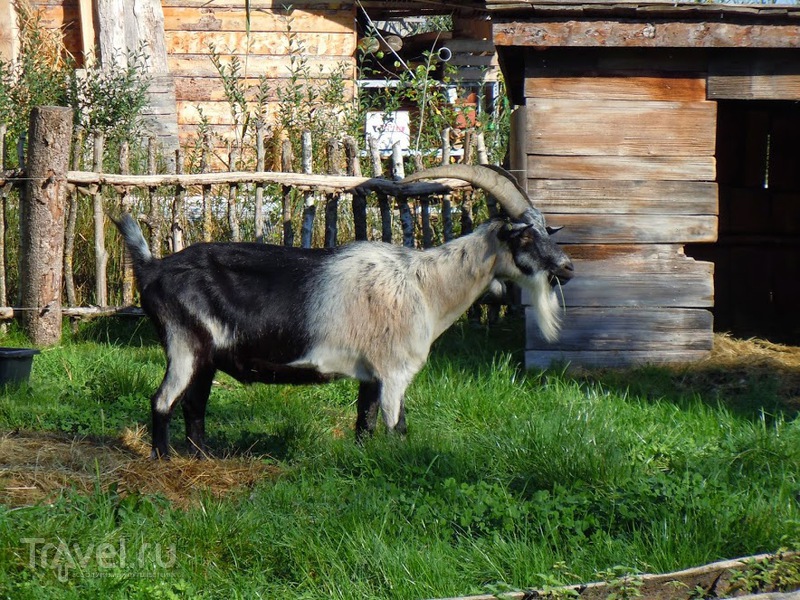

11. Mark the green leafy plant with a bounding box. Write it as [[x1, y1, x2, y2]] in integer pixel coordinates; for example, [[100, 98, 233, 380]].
[[596, 566, 644, 600], [68, 48, 151, 143]]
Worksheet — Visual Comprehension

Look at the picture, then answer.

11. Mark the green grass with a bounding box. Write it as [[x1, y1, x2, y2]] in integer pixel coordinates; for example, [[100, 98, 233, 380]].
[[0, 318, 799, 599]]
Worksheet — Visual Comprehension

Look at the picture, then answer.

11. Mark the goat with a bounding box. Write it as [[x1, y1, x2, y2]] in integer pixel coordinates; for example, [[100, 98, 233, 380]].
[[114, 164, 574, 458]]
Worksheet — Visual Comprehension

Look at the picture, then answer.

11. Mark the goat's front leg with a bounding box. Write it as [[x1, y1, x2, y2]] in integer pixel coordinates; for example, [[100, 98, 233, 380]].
[[355, 380, 407, 442], [379, 375, 412, 437], [181, 369, 215, 459]]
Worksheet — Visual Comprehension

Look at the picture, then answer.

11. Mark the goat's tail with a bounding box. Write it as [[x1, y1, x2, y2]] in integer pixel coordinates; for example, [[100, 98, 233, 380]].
[[113, 213, 154, 280]]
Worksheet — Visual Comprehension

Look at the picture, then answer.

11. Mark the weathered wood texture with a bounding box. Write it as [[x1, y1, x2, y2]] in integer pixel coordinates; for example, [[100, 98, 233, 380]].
[[708, 55, 800, 101], [164, 1, 357, 144], [19, 107, 73, 346], [526, 99, 717, 156], [494, 18, 800, 49], [520, 51, 718, 368]]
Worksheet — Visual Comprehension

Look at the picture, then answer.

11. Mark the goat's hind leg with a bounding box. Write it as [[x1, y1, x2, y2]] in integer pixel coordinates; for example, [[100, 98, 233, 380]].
[[355, 381, 380, 443], [181, 368, 215, 459], [150, 338, 200, 459]]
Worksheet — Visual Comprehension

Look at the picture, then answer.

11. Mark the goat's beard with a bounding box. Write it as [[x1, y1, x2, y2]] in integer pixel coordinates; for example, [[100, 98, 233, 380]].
[[526, 271, 562, 343]]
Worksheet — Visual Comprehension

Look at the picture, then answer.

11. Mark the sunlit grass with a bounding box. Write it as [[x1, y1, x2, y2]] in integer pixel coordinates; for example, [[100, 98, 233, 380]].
[[0, 318, 798, 598]]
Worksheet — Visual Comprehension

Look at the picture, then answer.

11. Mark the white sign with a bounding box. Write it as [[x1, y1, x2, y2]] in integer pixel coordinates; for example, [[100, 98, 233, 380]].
[[365, 111, 410, 152]]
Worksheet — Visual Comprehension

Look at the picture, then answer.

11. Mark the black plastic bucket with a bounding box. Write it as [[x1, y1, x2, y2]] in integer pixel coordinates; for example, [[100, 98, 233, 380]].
[[0, 348, 40, 387]]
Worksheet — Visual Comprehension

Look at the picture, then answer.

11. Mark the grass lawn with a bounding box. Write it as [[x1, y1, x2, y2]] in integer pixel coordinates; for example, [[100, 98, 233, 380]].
[[0, 317, 798, 599]]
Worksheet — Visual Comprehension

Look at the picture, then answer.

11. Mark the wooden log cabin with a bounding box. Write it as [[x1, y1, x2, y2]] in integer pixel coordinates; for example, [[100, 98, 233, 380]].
[[0, 0, 359, 154], [486, 0, 800, 368]]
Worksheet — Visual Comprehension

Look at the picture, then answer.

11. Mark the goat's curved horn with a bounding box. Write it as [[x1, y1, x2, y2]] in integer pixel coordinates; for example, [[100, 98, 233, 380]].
[[402, 164, 540, 224]]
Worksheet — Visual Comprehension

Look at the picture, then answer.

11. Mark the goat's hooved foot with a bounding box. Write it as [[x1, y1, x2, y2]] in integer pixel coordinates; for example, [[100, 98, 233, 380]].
[[188, 445, 211, 460], [150, 447, 171, 461]]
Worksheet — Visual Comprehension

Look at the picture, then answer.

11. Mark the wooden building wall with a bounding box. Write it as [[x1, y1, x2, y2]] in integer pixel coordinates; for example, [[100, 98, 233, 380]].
[[163, 0, 356, 147], [515, 49, 718, 368], [10, 1, 356, 147]]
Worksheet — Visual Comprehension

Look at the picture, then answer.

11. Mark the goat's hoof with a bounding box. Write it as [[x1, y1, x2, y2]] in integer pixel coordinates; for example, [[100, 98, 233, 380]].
[[150, 448, 170, 461]]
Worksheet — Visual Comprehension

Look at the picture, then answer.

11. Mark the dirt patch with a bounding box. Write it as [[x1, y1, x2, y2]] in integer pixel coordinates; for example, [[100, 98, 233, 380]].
[[0, 427, 279, 509]]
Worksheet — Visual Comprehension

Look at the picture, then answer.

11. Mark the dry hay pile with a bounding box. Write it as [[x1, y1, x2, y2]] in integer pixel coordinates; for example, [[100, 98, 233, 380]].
[[682, 333, 800, 412], [0, 427, 278, 509]]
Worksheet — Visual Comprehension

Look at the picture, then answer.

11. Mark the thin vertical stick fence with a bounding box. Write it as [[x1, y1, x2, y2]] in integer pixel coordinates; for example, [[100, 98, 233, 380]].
[[0, 122, 504, 340]]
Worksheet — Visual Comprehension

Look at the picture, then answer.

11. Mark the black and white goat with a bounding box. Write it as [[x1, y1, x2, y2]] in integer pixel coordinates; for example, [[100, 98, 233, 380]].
[[114, 165, 574, 458]]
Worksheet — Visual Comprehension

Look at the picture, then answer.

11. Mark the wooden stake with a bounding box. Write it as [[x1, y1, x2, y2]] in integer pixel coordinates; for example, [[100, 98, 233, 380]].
[[19, 106, 73, 346]]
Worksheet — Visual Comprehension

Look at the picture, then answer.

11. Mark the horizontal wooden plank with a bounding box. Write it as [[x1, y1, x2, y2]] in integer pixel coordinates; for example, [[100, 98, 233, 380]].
[[522, 247, 714, 307], [165, 30, 355, 55], [526, 349, 712, 369], [542, 214, 718, 244], [494, 19, 800, 49], [708, 57, 800, 100], [529, 179, 718, 214], [176, 98, 355, 126], [526, 99, 717, 156], [528, 155, 717, 181], [526, 307, 714, 351], [168, 55, 355, 78], [174, 76, 355, 102], [525, 74, 707, 102], [162, 0, 351, 7], [163, 6, 354, 34]]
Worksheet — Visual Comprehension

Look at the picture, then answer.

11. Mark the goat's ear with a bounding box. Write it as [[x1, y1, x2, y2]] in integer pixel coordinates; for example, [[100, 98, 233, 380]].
[[546, 225, 564, 236], [497, 222, 515, 242]]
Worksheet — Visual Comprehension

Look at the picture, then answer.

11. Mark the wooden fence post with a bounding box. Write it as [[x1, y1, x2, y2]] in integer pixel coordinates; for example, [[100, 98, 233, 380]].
[[201, 132, 212, 242], [227, 140, 241, 242], [324, 138, 341, 248], [118, 139, 135, 305], [92, 133, 108, 307], [64, 125, 83, 311], [146, 136, 161, 258], [391, 141, 414, 248], [369, 135, 392, 244], [300, 131, 315, 248], [19, 106, 73, 346], [254, 123, 266, 242], [172, 148, 185, 252], [0, 122, 8, 309], [441, 127, 454, 242], [281, 138, 294, 247], [345, 136, 367, 241]]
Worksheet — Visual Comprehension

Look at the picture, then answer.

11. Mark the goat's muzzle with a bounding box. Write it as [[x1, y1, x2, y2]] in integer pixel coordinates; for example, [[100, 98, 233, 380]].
[[550, 259, 575, 287]]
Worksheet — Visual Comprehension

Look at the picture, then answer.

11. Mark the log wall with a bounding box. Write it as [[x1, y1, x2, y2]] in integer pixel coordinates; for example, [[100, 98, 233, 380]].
[[16, 1, 357, 145], [162, 0, 357, 146], [516, 49, 718, 368]]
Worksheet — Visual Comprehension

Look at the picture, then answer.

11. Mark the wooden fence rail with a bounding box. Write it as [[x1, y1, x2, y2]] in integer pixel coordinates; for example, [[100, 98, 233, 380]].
[[0, 120, 496, 343]]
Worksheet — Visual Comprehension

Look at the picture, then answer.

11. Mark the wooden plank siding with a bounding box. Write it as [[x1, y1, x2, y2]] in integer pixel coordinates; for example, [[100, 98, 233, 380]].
[[520, 51, 717, 368], [163, 2, 357, 145]]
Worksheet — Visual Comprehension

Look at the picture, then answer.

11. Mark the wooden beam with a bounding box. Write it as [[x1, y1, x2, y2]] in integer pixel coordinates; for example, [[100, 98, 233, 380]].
[[521, 248, 715, 308], [538, 214, 718, 244], [526, 307, 714, 351], [708, 56, 800, 100], [527, 155, 716, 182], [494, 19, 800, 49], [78, 0, 95, 65], [0, 0, 17, 63], [526, 99, 717, 157], [525, 74, 707, 102], [528, 180, 718, 215]]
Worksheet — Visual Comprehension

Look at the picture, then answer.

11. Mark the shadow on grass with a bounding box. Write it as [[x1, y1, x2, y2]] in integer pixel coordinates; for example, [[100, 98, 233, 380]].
[[68, 316, 160, 347], [568, 334, 800, 423]]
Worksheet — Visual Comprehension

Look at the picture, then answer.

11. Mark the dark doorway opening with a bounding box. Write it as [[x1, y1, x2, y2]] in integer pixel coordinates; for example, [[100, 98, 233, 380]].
[[686, 100, 800, 344]]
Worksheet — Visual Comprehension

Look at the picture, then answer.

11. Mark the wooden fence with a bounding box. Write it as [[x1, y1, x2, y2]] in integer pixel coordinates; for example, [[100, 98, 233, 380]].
[[0, 107, 499, 344]]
